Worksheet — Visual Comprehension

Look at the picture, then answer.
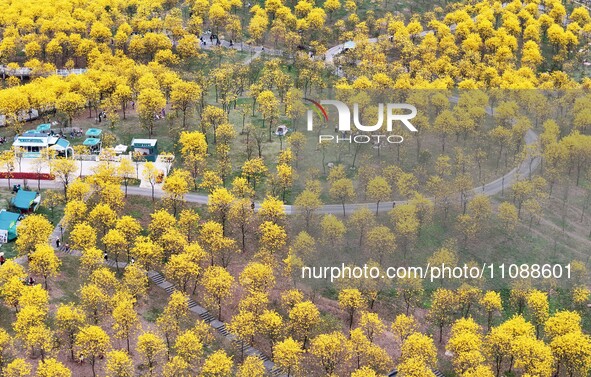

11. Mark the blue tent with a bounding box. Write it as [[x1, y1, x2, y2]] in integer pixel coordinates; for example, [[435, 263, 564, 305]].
[[11, 190, 39, 212], [85, 128, 102, 138], [0, 210, 20, 241], [83, 138, 101, 146], [54, 138, 70, 149], [36, 123, 51, 133]]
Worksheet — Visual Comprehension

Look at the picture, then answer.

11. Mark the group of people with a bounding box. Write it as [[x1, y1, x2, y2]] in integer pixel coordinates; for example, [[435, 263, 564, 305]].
[[47, 129, 70, 139], [200, 35, 222, 47], [200, 30, 237, 47], [69, 129, 83, 138], [55, 238, 70, 252]]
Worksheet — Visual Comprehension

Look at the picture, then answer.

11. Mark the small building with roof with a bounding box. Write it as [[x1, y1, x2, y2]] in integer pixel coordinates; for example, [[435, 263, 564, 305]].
[[13, 130, 59, 158], [0, 210, 20, 243], [12, 123, 72, 158], [11, 190, 40, 213], [83, 128, 103, 154], [12, 131, 52, 158], [49, 138, 73, 157], [131, 139, 158, 162]]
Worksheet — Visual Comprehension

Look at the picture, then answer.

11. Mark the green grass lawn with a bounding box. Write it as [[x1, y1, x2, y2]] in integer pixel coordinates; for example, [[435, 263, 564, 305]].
[[0, 304, 15, 334], [307, 202, 579, 298], [51, 255, 85, 306], [0, 75, 522, 207]]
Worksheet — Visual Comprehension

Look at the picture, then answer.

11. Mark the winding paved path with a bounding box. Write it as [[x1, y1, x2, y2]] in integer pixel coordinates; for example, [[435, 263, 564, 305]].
[[0, 133, 540, 218], [3, 11, 549, 377], [3, 3, 546, 217], [0, 93, 542, 216], [4, 57, 542, 217]]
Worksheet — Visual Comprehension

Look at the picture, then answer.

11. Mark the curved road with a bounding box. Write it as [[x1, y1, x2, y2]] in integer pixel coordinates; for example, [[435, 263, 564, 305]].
[[0, 132, 540, 216], [3, 15, 542, 377], [119, 93, 540, 215], [1, 72, 542, 215], [1, 14, 543, 215]]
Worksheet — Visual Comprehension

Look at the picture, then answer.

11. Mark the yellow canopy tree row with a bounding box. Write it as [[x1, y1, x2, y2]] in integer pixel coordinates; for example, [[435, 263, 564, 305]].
[[0, 0, 590, 87]]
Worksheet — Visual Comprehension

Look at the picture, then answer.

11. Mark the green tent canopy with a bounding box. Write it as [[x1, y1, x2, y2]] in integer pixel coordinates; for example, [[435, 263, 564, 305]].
[[83, 138, 101, 146], [11, 190, 38, 211], [0, 210, 20, 241], [85, 128, 102, 138], [36, 123, 51, 133]]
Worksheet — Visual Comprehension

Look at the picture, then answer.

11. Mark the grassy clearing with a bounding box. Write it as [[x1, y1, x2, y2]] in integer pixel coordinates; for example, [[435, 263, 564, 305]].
[[304, 201, 579, 297], [51, 255, 85, 306], [122, 194, 206, 228], [137, 283, 176, 323], [0, 304, 15, 334], [1, 80, 520, 206]]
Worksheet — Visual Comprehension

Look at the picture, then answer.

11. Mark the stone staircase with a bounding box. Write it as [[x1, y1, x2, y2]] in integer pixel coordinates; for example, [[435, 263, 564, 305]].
[[48, 217, 287, 376], [76, 249, 288, 377]]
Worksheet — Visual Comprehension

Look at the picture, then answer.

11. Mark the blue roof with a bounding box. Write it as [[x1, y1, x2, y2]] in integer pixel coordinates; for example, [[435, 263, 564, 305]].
[[16, 137, 46, 144], [0, 210, 19, 228], [86, 128, 102, 137], [83, 138, 101, 146], [0, 210, 20, 223], [0, 210, 19, 240], [56, 138, 70, 148], [36, 123, 51, 132], [12, 190, 37, 210]]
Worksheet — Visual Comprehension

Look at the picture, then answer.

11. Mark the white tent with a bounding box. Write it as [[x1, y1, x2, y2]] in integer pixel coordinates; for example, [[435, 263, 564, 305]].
[[275, 125, 288, 136], [114, 144, 128, 155]]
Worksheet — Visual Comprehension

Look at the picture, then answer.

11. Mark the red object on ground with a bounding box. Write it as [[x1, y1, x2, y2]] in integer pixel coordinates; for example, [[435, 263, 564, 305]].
[[0, 172, 55, 180]]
